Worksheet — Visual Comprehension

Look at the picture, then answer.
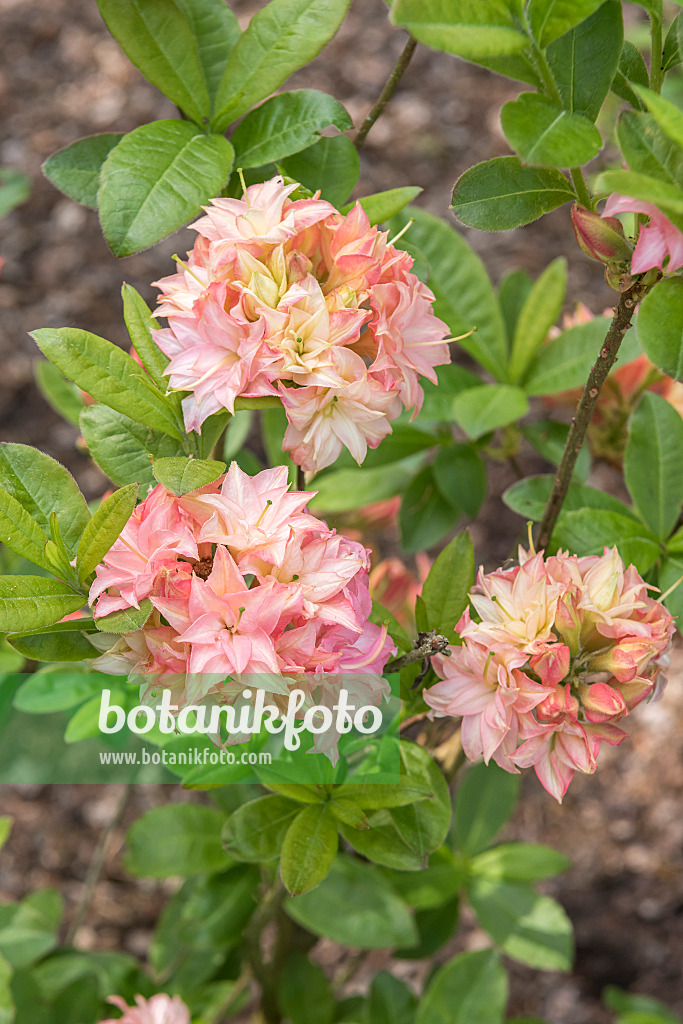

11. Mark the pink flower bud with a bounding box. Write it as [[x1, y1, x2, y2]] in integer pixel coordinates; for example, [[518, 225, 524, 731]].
[[581, 681, 627, 723], [536, 683, 579, 724], [571, 205, 633, 265], [529, 643, 571, 687]]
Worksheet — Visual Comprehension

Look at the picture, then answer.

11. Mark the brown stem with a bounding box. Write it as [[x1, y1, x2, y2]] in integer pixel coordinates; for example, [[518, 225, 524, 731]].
[[354, 36, 418, 149], [536, 278, 652, 550], [243, 876, 285, 1024], [385, 629, 451, 673]]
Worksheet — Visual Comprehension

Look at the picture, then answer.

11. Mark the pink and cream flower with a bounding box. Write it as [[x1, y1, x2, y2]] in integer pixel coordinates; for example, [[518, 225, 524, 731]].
[[100, 993, 190, 1024]]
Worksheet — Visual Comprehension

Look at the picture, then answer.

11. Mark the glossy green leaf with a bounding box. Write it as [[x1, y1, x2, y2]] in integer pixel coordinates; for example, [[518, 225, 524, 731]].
[[358, 426, 437, 468], [121, 284, 169, 390], [64, 689, 126, 742], [42, 133, 124, 209], [32, 328, 183, 440], [593, 170, 683, 231], [546, 1, 623, 122], [80, 405, 184, 488], [522, 421, 591, 482], [328, 796, 368, 830], [391, 0, 528, 58], [433, 445, 487, 518], [76, 484, 137, 583], [152, 457, 225, 495], [342, 186, 422, 225], [387, 744, 451, 860], [501, 94, 602, 168], [0, 442, 90, 553], [335, 781, 433, 811], [399, 465, 459, 553], [0, 488, 56, 572], [453, 761, 520, 856], [8, 623, 96, 663], [125, 804, 232, 877], [468, 880, 574, 971], [421, 530, 475, 642], [389, 208, 507, 379], [499, 269, 533, 349], [451, 157, 575, 230], [340, 811, 427, 871], [612, 40, 649, 108], [232, 89, 352, 169], [308, 456, 425, 513], [280, 805, 338, 895], [509, 257, 567, 383], [13, 669, 106, 713], [553, 509, 660, 572], [0, 890, 62, 968], [0, 577, 83, 633], [285, 855, 418, 949], [96, 0, 210, 122], [503, 475, 638, 522], [176, 0, 241, 114], [264, 783, 326, 804], [420, 365, 482, 420], [659, 555, 683, 629], [382, 846, 466, 909], [221, 794, 300, 862], [279, 952, 335, 1024], [416, 949, 507, 1024], [617, 112, 683, 189], [471, 842, 570, 882], [364, 971, 418, 1024], [662, 14, 682, 75], [528, 0, 605, 46], [395, 894, 461, 960], [98, 120, 234, 255], [279, 134, 359, 207], [451, 384, 529, 440], [632, 84, 683, 152], [369, 602, 412, 654], [213, 0, 352, 130], [624, 392, 683, 540], [638, 278, 683, 380], [34, 361, 84, 427], [522, 316, 612, 394], [94, 598, 153, 634]]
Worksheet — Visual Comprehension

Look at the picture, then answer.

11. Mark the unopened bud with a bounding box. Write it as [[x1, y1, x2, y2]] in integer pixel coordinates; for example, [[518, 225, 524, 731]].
[[571, 205, 633, 265], [580, 681, 627, 723]]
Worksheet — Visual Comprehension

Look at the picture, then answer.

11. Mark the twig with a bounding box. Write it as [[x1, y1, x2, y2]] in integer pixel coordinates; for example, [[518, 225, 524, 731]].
[[536, 278, 653, 550], [65, 784, 131, 946], [243, 876, 285, 1024], [385, 629, 451, 674], [354, 36, 418, 149]]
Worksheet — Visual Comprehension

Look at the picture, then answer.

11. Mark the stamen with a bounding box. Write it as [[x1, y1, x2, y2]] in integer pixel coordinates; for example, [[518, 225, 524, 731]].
[[172, 254, 206, 289], [388, 219, 414, 247], [658, 572, 683, 604], [527, 521, 536, 556], [237, 168, 249, 205], [255, 499, 273, 527]]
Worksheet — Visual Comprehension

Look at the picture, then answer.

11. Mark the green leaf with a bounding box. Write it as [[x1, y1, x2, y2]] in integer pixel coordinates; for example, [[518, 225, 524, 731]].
[[329, 796, 368, 830], [80, 404, 184, 488], [96, 0, 210, 123], [0, 820, 11, 853], [638, 278, 683, 380], [450, 384, 529, 439], [32, 328, 183, 440], [369, 602, 412, 654], [624, 392, 683, 540], [232, 89, 352, 169], [0, 168, 30, 218], [400, 465, 460, 553], [592, 170, 683, 232], [522, 421, 591, 483], [420, 365, 482, 420], [382, 846, 466, 909], [280, 804, 338, 895], [617, 111, 683, 189], [421, 530, 475, 642], [395, 894, 461, 960], [453, 761, 520, 856], [8, 622, 97, 663], [94, 598, 153, 633], [176, 0, 241, 115], [309, 456, 425, 513], [42, 133, 124, 209], [213, 0, 352, 130], [433, 445, 487, 518], [0, 442, 90, 553], [64, 689, 125, 742], [522, 316, 612, 394], [509, 258, 567, 383], [342, 187, 422, 225], [0, 890, 62, 968], [528, 0, 605, 46], [0, 489, 57, 572], [471, 842, 570, 882], [0, 577, 83, 633], [279, 135, 359, 207], [121, 284, 170, 390], [553, 509, 661, 572], [124, 804, 232, 877], [279, 952, 335, 1024], [364, 971, 418, 1024], [632, 84, 683, 152], [359, 426, 437, 468], [98, 120, 234, 256], [285, 855, 418, 949], [546, 1, 623, 122], [451, 157, 575, 231], [503, 475, 638, 522], [386, 743, 452, 862], [34, 361, 84, 427], [663, 14, 682, 75], [152, 457, 225, 495], [604, 986, 681, 1024], [391, 0, 528, 58], [76, 484, 137, 583], [468, 880, 574, 971], [389, 208, 507, 379], [501, 94, 602, 168], [416, 949, 507, 1024], [340, 812, 428, 871], [13, 668, 106, 713], [221, 794, 299, 862], [612, 40, 649, 108]]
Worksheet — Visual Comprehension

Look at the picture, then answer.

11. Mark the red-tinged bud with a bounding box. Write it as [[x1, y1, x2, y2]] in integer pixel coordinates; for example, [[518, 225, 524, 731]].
[[537, 683, 579, 724], [555, 590, 581, 654], [571, 205, 633, 265], [580, 681, 627, 723], [529, 643, 571, 687]]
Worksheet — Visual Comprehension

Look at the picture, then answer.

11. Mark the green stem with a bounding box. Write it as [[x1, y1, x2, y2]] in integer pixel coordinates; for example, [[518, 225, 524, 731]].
[[649, 3, 664, 94], [571, 167, 593, 210], [354, 35, 418, 149], [243, 876, 285, 1024]]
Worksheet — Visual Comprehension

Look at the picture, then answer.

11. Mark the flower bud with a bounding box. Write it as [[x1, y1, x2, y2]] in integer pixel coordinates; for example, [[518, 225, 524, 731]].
[[529, 643, 570, 687], [580, 681, 627, 723], [571, 205, 633, 265]]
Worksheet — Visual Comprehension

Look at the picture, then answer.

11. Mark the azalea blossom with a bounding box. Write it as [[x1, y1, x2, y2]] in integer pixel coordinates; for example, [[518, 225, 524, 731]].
[[603, 193, 683, 275], [89, 463, 393, 752], [100, 993, 190, 1024], [425, 546, 675, 801], [151, 175, 450, 471]]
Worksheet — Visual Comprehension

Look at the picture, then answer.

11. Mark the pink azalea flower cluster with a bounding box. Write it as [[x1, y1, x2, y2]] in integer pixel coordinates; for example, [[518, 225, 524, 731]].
[[100, 993, 189, 1024], [424, 546, 675, 802], [89, 463, 393, 734], [151, 175, 450, 471]]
